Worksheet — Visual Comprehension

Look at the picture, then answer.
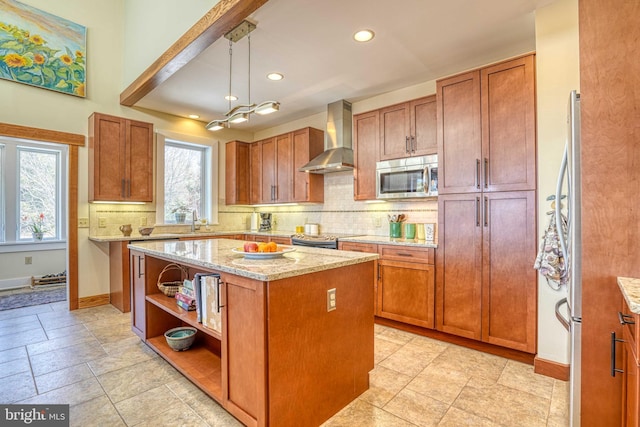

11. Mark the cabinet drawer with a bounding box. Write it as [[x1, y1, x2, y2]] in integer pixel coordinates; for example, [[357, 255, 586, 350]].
[[270, 236, 292, 245], [378, 244, 434, 264], [621, 298, 640, 362], [339, 242, 378, 253]]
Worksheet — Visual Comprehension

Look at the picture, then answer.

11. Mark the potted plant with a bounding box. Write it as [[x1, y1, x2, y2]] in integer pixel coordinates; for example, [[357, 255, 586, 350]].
[[27, 213, 47, 241], [171, 204, 189, 223]]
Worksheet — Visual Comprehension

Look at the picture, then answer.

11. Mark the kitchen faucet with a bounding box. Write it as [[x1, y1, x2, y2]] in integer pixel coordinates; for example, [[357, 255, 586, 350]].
[[191, 210, 200, 232]]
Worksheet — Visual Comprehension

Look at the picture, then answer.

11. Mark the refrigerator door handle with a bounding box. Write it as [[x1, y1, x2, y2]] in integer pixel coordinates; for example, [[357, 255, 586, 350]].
[[555, 144, 569, 263], [555, 297, 570, 332]]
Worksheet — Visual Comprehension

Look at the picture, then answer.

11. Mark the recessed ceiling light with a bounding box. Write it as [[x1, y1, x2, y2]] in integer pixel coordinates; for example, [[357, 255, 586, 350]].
[[267, 72, 284, 81], [225, 94, 238, 101], [188, 114, 200, 119], [353, 29, 375, 42]]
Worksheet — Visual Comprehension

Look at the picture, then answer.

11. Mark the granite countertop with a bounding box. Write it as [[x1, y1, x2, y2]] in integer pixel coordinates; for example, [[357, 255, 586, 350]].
[[618, 277, 640, 314], [128, 238, 378, 282], [340, 235, 438, 248], [89, 230, 294, 243]]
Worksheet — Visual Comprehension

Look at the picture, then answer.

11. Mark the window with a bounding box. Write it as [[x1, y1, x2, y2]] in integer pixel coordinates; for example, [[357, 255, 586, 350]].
[[0, 137, 67, 244], [156, 132, 218, 225]]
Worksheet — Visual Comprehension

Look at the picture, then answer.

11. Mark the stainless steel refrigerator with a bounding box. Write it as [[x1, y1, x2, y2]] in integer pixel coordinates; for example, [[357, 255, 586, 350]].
[[555, 90, 581, 427]]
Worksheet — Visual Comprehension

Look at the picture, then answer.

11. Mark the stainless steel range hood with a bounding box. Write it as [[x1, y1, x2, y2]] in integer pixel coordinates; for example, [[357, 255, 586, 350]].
[[298, 100, 354, 174]]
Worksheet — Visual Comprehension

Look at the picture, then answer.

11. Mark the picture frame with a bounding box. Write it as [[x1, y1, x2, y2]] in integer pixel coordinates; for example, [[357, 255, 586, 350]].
[[0, 1, 87, 97]]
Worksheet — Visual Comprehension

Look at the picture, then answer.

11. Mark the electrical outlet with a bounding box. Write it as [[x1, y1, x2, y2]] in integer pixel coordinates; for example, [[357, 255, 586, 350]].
[[140, 217, 147, 226], [374, 216, 382, 227], [99, 217, 107, 228], [78, 217, 89, 228], [25, 256, 32, 265], [327, 288, 336, 312]]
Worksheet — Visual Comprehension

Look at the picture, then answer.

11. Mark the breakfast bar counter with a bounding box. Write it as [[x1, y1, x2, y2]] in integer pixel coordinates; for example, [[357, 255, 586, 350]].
[[128, 238, 377, 427]]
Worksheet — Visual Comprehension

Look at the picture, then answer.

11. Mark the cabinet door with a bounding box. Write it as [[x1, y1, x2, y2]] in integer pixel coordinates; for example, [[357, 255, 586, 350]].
[[436, 71, 482, 194], [223, 275, 266, 427], [275, 133, 293, 202], [292, 128, 324, 203], [353, 111, 379, 201], [481, 191, 537, 353], [89, 113, 126, 201], [249, 142, 262, 204], [378, 259, 434, 329], [436, 193, 482, 340], [225, 141, 250, 205], [260, 138, 276, 203], [622, 343, 639, 427], [410, 95, 437, 156], [126, 119, 154, 202], [481, 55, 536, 192], [130, 251, 145, 339], [379, 102, 411, 160]]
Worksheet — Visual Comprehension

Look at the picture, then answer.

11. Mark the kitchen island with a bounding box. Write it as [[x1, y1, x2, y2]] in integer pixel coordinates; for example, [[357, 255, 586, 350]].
[[128, 238, 378, 427]]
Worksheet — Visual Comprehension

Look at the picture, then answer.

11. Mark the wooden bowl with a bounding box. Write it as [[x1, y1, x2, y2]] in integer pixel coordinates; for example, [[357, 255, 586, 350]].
[[139, 226, 154, 236]]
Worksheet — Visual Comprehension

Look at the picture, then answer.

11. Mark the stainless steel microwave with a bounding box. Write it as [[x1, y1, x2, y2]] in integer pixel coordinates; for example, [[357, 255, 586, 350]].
[[376, 155, 438, 200]]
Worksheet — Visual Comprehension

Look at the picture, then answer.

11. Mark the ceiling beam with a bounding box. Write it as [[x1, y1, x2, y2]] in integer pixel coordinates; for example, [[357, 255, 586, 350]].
[[120, 0, 269, 107]]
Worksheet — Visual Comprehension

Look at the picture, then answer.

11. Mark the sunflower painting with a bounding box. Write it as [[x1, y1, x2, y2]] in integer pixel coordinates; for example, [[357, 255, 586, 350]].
[[0, 0, 86, 97]]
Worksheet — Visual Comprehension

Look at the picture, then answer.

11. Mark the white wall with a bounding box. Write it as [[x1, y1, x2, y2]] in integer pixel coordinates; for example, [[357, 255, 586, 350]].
[[534, 0, 580, 364], [121, 0, 219, 88]]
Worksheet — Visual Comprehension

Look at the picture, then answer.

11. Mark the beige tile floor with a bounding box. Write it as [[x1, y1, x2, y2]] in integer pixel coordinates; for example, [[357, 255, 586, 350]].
[[0, 302, 569, 426]]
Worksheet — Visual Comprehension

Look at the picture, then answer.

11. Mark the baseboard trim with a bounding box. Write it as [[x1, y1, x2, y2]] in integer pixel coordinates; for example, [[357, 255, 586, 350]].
[[78, 293, 110, 309], [374, 317, 535, 365], [534, 356, 570, 381]]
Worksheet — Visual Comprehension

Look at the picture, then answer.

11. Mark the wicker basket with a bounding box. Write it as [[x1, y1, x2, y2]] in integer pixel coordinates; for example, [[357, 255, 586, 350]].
[[157, 263, 188, 297]]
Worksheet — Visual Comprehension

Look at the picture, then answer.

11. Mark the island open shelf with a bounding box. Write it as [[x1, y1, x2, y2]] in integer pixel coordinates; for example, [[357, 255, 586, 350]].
[[146, 293, 222, 341]]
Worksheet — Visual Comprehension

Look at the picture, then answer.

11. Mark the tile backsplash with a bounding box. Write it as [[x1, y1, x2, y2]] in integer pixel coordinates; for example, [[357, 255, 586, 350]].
[[89, 171, 438, 240]]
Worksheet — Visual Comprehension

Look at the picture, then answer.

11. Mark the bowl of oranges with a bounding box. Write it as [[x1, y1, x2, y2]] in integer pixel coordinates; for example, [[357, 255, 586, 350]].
[[232, 241, 296, 259]]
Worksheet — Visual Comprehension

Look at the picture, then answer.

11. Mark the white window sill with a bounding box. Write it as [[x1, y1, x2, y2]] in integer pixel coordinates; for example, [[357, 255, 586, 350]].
[[0, 240, 67, 253]]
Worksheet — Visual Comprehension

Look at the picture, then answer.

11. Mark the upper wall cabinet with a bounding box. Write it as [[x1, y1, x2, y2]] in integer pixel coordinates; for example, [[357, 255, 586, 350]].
[[437, 55, 536, 194], [227, 127, 324, 206], [353, 110, 380, 201], [379, 95, 437, 160], [225, 140, 250, 205], [89, 113, 154, 202]]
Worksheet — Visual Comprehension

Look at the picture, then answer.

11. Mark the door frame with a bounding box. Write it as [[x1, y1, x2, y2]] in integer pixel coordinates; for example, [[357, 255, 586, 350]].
[[0, 122, 84, 310]]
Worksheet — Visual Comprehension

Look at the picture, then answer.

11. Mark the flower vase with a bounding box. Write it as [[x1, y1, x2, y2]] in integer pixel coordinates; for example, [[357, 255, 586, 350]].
[[32, 232, 44, 241]]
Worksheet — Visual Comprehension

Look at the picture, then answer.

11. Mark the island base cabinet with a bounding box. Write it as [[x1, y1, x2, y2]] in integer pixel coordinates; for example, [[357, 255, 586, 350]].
[[266, 262, 375, 427], [129, 246, 375, 427]]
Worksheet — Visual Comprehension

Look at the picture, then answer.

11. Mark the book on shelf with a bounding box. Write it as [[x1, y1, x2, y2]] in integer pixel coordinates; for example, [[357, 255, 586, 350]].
[[176, 299, 195, 311], [200, 274, 222, 333], [179, 285, 196, 299], [193, 272, 220, 324], [175, 292, 196, 307]]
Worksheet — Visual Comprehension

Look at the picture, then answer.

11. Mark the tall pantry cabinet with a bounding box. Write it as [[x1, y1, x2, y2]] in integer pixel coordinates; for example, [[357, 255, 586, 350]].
[[435, 54, 537, 353]]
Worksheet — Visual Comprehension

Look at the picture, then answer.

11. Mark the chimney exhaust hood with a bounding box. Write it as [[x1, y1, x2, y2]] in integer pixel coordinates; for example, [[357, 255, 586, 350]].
[[298, 100, 354, 174]]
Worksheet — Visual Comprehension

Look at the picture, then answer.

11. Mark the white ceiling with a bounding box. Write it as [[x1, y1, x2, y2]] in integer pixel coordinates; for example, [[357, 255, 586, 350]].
[[136, 0, 555, 132]]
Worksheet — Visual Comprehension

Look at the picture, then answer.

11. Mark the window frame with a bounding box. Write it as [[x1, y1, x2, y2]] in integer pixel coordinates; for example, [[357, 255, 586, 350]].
[[155, 131, 218, 226], [0, 136, 68, 251]]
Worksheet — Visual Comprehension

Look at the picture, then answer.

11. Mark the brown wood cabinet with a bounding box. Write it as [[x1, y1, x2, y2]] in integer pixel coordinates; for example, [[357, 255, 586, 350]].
[[243, 127, 324, 204], [339, 241, 435, 329], [436, 55, 536, 195], [377, 245, 435, 329], [353, 111, 379, 201], [436, 191, 537, 353], [292, 127, 324, 203], [88, 112, 154, 202], [225, 141, 250, 205], [379, 95, 437, 160], [244, 234, 291, 245], [619, 297, 639, 427]]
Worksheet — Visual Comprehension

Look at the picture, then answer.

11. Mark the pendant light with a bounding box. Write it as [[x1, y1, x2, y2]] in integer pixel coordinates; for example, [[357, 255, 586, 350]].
[[206, 20, 280, 131]]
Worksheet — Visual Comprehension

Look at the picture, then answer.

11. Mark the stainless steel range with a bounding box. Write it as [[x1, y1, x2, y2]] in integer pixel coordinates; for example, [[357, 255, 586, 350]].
[[291, 233, 359, 250]]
